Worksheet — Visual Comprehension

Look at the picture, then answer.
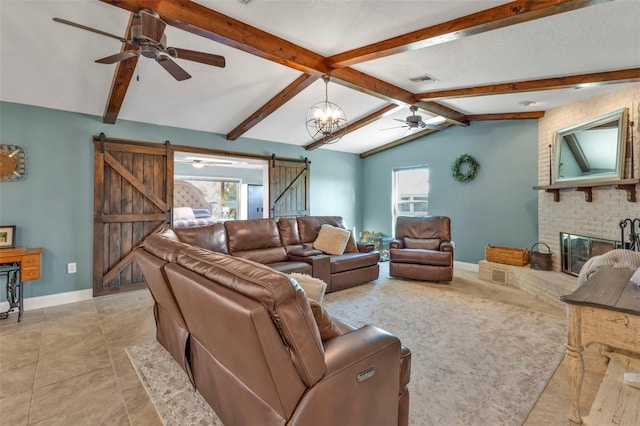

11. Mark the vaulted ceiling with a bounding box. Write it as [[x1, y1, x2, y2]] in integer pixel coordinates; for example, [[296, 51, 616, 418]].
[[1, 0, 639, 157]]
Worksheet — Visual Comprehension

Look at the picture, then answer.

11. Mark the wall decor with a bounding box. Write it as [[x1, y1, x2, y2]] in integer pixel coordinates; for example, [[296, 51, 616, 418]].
[[451, 153, 479, 182], [0, 144, 26, 181], [0, 226, 16, 248], [553, 108, 628, 184]]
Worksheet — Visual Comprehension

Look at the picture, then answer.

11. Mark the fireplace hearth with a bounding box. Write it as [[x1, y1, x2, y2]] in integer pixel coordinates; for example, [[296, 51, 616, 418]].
[[560, 233, 621, 276]]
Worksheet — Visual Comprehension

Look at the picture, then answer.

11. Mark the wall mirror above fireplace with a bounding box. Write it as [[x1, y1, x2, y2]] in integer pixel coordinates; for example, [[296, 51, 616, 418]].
[[554, 108, 628, 185]]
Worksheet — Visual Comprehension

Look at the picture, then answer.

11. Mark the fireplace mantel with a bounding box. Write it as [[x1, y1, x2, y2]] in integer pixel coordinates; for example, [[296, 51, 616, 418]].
[[533, 179, 639, 203]]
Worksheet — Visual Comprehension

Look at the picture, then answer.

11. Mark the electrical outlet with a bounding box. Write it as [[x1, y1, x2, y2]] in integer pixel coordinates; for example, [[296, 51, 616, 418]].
[[67, 262, 77, 274]]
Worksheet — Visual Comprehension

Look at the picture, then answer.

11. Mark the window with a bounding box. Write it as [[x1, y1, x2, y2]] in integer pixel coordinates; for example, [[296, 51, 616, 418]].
[[183, 178, 240, 220], [393, 167, 429, 228]]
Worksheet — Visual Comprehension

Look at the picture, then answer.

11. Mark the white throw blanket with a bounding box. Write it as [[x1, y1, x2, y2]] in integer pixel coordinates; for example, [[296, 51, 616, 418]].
[[578, 249, 640, 285]]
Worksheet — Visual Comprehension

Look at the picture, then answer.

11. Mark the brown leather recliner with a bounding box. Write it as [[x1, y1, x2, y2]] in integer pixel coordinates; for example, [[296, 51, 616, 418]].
[[135, 231, 411, 426], [389, 216, 454, 282]]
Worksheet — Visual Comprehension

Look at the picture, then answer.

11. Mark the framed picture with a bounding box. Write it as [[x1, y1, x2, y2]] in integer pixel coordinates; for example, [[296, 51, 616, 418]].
[[0, 226, 16, 248]]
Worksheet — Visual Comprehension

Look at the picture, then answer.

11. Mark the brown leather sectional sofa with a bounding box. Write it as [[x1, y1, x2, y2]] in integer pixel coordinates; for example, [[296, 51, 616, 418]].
[[135, 229, 411, 425], [172, 216, 380, 292]]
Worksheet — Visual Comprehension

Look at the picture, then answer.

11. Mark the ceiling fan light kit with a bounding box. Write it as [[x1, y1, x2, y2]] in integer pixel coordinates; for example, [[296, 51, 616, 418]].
[[306, 76, 347, 144]]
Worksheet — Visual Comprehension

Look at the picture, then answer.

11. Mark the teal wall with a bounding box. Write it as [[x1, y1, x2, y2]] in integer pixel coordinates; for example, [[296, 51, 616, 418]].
[[0, 102, 538, 299], [361, 120, 539, 264], [0, 101, 362, 299]]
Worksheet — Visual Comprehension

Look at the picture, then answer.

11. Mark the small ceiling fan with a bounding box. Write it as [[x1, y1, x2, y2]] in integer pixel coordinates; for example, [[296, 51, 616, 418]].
[[53, 9, 225, 81], [381, 106, 447, 131], [175, 157, 234, 168]]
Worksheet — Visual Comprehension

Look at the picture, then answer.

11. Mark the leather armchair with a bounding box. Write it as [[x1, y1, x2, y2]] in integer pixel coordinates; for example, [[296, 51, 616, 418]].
[[389, 216, 453, 282]]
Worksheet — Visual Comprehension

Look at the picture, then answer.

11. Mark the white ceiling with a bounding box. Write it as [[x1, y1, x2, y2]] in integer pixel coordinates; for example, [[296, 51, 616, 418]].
[[1, 0, 639, 155]]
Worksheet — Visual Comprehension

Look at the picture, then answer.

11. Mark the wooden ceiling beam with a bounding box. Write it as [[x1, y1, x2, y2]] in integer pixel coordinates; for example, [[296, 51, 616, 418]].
[[359, 128, 445, 158], [305, 104, 400, 151], [100, 0, 468, 126], [329, 68, 469, 126], [102, 13, 138, 124], [227, 74, 320, 141], [416, 68, 640, 101], [467, 112, 545, 120], [327, 0, 613, 68], [99, 0, 327, 74]]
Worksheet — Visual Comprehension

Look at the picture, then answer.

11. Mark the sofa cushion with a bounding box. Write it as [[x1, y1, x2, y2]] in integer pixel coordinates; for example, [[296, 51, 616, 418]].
[[225, 219, 288, 264], [290, 273, 327, 303], [330, 252, 380, 274], [404, 237, 440, 250], [395, 216, 451, 241], [313, 225, 351, 255], [142, 229, 190, 262], [390, 248, 452, 266], [174, 223, 228, 254], [308, 299, 340, 342], [297, 216, 347, 243], [277, 218, 302, 248], [225, 219, 282, 252]]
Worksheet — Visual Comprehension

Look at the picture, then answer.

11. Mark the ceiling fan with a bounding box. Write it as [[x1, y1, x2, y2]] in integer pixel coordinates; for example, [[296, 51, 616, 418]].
[[382, 106, 447, 131], [53, 9, 225, 81], [175, 157, 234, 168]]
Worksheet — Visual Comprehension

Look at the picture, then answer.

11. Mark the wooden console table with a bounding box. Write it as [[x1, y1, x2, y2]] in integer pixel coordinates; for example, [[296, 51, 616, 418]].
[[0, 247, 44, 322], [559, 267, 640, 425]]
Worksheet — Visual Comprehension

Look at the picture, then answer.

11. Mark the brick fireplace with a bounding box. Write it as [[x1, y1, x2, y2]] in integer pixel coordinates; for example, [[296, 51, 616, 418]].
[[537, 86, 640, 273], [480, 87, 639, 305]]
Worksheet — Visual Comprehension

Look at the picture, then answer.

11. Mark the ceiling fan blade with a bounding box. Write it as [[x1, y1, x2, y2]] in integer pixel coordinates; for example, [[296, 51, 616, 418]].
[[380, 125, 408, 131], [393, 118, 409, 123], [53, 18, 131, 45], [171, 48, 226, 68], [139, 10, 166, 44], [156, 55, 191, 81], [425, 124, 446, 131], [95, 50, 139, 64]]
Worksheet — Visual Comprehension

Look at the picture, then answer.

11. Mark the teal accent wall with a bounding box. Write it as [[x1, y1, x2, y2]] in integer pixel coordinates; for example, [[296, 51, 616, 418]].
[[361, 120, 539, 264], [0, 101, 362, 299]]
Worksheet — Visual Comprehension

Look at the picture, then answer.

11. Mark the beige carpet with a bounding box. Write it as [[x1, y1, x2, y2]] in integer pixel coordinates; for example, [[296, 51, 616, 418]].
[[127, 268, 566, 426]]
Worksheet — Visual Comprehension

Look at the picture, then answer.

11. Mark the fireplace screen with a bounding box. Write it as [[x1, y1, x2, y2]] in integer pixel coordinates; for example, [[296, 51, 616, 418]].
[[560, 233, 620, 276]]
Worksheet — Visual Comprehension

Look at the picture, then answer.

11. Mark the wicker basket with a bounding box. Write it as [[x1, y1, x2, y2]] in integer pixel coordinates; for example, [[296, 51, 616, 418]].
[[485, 245, 530, 266]]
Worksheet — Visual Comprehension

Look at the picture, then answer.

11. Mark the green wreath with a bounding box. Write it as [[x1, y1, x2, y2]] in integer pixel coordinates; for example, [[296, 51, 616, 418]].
[[451, 154, 479, 182]]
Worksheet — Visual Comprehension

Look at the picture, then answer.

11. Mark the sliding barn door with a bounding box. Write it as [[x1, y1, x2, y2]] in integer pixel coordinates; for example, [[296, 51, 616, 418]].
[[269, 158, 310, 218], [93, 135, 172, 296]]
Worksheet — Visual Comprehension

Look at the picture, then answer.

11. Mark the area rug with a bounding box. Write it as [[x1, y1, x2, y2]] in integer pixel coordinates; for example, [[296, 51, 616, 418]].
[[126, 268, 566, 426]]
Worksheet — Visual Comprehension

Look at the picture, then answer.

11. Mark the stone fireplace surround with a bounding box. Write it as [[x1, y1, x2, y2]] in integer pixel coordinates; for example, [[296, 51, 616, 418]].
[[480, 86, 640, 304]]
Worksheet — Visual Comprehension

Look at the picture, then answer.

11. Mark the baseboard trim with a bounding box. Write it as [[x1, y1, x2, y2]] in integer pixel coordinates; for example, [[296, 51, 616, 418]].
[[0, 288, 93, 312], [455, 261, 479, 272]]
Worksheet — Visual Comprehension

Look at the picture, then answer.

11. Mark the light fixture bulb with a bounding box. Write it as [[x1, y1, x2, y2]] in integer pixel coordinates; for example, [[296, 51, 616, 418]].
[[305, 76, 347, 144]]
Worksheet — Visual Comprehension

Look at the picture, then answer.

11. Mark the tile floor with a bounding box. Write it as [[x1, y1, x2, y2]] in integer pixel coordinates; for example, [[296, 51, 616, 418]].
[[0, 268, 606, 425]]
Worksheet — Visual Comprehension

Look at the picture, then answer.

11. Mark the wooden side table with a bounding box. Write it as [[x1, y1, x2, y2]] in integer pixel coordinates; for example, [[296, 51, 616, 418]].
[[0, 247, 44, 322], [559, 266, 640, 425]]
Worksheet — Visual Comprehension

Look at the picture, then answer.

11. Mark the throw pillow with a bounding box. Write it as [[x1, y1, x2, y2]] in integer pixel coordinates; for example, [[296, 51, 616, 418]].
[[404, 237, 440, 250], [290, 273, 327, 303], [344, 230, 359, 253], [313, 224, 351, 255], [308, 299, 340, 342], [173, 207, 195, 220]]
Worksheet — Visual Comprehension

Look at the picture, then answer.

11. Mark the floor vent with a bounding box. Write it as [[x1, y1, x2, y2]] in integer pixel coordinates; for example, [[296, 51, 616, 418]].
[[491, 268, 508, 285]]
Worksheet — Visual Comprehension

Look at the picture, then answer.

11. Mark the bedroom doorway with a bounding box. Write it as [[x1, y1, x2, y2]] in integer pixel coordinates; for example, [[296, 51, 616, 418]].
[[173, 152, 269, 224]]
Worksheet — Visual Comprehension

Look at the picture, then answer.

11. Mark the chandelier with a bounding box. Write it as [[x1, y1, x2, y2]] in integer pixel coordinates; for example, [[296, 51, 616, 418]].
[[305, 75, 347, 144]]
